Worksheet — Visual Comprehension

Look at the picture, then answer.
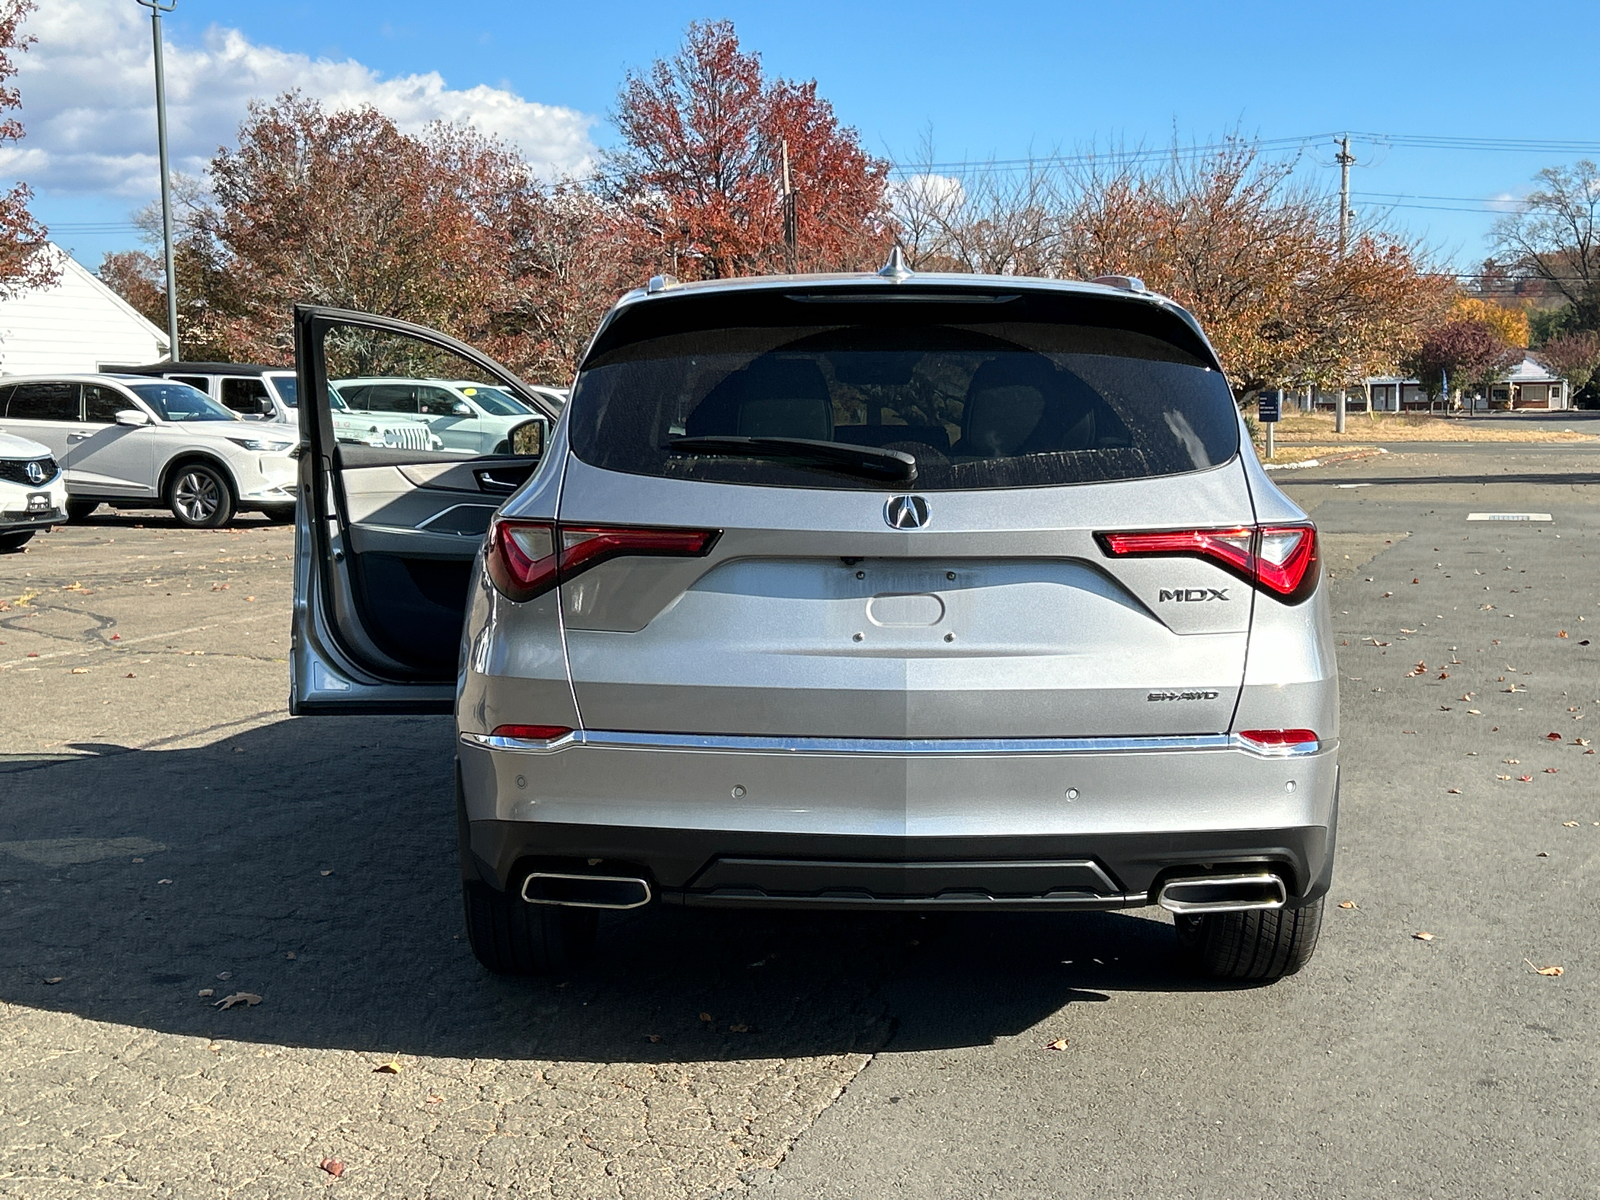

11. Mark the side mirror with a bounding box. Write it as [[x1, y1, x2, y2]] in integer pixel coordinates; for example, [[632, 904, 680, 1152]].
[[256, 397, 276, 416], [114, 409, 151, 427], [451, 401, 473, 417], [507, 418, 544, 458]]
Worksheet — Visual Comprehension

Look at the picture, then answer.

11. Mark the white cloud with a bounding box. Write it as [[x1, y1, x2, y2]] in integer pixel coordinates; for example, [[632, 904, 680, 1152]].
[[0, 0, 598, 199]]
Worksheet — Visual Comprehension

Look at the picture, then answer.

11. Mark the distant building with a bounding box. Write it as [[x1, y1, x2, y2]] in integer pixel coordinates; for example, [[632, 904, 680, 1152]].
[[0, 244, 168, 375], [1296, 354, 1571, 412]]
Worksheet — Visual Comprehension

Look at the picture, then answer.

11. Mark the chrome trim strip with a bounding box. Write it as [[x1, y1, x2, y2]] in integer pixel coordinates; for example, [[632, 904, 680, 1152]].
[[460, 730, 1333, 759]]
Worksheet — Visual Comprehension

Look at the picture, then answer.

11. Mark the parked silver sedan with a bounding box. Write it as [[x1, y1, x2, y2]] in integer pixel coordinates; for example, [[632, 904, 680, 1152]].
[[290, 262, 1337, 983]]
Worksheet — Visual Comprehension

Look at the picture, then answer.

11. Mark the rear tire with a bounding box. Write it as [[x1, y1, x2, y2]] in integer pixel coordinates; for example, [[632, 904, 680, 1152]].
[[1176, 896, 1323, 981], [166, 463, 234, 528], [0, 531, 33, 552], [65, 500, 98, 522], [463, 879, 597, 976]]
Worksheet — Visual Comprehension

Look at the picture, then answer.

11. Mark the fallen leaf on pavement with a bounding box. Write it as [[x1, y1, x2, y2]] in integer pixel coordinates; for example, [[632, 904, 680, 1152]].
[[1468, 709, 1482, 714], [1400, 628, 1416, 634], [1044, 1038, 1070, 1051], [213, 992, 262, 1010], [1525, 960, 1564, 977], [728, 1023, 751, 1033], [320, 1158, 344, 1178], [1382, 592, 1393, 598], [69, 668, 88, 674], [1446, 788, 1461, 794], [1519, 775, 1533, 782], [1559, 630, 1569, 638], [645, 1034, 662, 1043], [1546, 732, 1563, 741], [1563, 821, 1579, 828], [1503, 758, 1519, 764], [320, 869, 333, 876], [1413, 931, 1435, 941], [1544, 768, 1558, 774], [1497, 774, 1512, 780], [1337, 900, 1358, 909], [426, 1094, 443, 1104], [43, 976, 62, 985], [373, 1061, 401, 1074], [1411, 578, 1420, 584], [198, 988, 214, 997], [1437, 671, 1449, 679]]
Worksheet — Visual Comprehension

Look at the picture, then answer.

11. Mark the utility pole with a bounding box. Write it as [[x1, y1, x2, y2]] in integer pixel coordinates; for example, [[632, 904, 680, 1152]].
[[1335, 134, 1355, 434], [780, 138, 798, 275], [137, 0, 180, 363]]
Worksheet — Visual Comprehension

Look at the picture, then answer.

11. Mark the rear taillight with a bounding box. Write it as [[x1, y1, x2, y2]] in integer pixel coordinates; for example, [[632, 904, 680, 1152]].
[[1096, 523, 1319, 603], [486, 519, 719, 602], [1236, 729, 1320, 753]]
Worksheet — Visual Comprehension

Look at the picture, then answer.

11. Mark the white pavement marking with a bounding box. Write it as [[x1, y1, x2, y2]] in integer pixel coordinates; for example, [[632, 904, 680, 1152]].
[[1466, 512, 1553, 521]]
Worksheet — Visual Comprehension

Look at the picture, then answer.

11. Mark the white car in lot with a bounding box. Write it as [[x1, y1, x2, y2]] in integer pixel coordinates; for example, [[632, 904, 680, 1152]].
[[0, 374, 297, 527], [109, 362, 445, 451], [332, 377, 547, 454], [0, 430, 66, 551]]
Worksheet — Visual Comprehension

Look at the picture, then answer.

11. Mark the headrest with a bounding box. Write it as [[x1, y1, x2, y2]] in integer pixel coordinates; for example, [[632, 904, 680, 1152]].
[[687, 356, 834, 441]]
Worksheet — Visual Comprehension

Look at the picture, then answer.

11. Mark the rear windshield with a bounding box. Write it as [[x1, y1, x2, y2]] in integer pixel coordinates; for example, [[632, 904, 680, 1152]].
[[567, 294, 1238, 491]]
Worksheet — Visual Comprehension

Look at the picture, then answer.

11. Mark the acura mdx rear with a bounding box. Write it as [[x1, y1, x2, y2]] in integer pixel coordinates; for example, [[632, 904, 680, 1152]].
[[454, 267, 1337, 981]]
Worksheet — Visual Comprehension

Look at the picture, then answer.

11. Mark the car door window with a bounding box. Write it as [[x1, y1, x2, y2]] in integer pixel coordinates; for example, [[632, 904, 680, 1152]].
[[171, 375, 210, 392], [83, 384, 133, 423], [416, 387, 462, 417], [7, 382, 80, 421], [364, 384, 419, 414], [221, 377, 273, 416]]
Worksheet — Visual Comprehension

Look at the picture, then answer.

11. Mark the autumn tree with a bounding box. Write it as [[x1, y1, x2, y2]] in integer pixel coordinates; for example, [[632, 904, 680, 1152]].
[[1491, 161, 1600, 331], [1536, 330, 1600, 397], [604, 20, 892, 279], [1448, 295, 1529, 348], [0, 0, 56, 297], [1403, 319, 1520, 406]]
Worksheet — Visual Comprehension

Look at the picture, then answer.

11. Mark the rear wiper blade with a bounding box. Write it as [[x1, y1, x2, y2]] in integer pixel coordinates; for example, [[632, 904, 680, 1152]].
[[666, 436, 917, 483]]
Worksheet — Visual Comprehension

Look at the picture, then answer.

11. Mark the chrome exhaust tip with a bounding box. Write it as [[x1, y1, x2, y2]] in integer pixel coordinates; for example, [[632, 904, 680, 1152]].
[[1156, 873, 1287, 914], [521, 871, 652, 910]]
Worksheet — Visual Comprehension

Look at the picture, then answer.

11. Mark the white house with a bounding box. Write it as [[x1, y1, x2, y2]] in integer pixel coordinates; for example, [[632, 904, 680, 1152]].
[[0, 244, 168, 375]]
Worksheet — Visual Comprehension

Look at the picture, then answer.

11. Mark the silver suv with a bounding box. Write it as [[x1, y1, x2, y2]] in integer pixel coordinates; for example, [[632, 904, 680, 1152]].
[[290, 268, 1337, 983]]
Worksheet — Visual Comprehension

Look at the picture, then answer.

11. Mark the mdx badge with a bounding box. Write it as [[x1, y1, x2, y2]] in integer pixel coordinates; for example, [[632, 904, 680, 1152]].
[[1160, 588, 1229, 602], [884, 495, 930, 529]]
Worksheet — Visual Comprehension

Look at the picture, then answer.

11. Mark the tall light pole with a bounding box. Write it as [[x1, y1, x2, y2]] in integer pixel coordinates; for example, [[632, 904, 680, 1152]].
[[137, 0, 180, 362]]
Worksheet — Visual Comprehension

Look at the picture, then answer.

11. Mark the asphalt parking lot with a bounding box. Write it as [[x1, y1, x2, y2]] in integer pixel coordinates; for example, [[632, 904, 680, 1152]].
[[1, 443, 1597, 1199]]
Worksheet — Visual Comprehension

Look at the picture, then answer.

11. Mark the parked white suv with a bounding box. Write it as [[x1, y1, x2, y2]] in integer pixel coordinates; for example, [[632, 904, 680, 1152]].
[[0, 374, 297, 527], [0, 430, 66, 551], [332, 377, 548, 454], [108, 362, 445, 451]]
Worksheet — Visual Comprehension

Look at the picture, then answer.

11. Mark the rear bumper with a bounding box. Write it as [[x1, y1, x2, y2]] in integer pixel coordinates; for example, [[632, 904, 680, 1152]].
[[457, 731, 1339, 910]]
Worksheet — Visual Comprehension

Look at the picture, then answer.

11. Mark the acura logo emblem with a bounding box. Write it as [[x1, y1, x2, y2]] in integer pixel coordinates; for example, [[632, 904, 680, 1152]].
[[884, 495, 930, 529], [24, 460, 45, 484]]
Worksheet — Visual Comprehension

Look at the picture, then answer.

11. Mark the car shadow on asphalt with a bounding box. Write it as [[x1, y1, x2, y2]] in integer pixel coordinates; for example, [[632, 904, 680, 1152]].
[[0, 716, 1249, 1064]]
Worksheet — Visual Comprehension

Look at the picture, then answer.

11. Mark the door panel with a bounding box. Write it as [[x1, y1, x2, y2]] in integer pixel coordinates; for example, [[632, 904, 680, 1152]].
[[289, 306, 559, 715], [68, 385, 155, 495]]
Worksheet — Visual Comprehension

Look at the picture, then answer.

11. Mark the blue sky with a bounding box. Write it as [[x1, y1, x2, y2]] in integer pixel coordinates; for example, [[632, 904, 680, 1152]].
[[17, 0, 1600, 274]]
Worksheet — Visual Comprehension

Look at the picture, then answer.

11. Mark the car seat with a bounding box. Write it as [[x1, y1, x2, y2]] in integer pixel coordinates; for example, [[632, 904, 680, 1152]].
[[686, 356, 834, 442]]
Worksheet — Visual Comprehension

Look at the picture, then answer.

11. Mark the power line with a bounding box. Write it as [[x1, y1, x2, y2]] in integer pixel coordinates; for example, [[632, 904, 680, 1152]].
[[888, 131, 1600, 176]]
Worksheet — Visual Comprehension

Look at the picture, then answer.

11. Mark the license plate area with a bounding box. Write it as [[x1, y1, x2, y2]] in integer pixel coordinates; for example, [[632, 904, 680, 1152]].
[[27, 492, 50, 512]]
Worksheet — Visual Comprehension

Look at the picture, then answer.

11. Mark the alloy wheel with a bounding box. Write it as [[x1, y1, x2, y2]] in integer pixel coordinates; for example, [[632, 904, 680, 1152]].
[[173, 470, 221, 523]]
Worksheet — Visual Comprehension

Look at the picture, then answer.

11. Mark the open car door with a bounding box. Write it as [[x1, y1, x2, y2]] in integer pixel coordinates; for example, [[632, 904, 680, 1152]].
[[290, 305, 558, 714]]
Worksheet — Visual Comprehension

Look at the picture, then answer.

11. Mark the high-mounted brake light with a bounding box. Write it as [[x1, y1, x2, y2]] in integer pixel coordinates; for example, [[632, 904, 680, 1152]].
[[486, 519, 719, 603], [1096, 523, 1319, 603]]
